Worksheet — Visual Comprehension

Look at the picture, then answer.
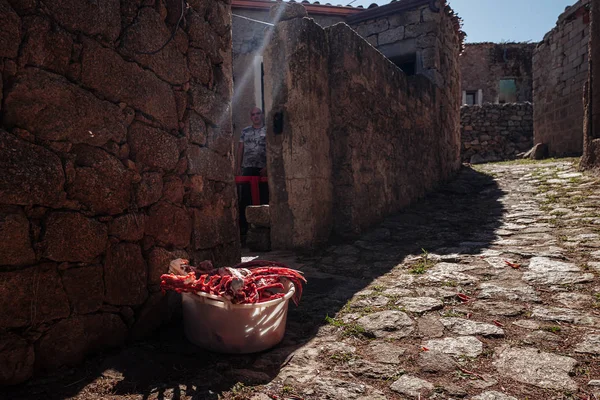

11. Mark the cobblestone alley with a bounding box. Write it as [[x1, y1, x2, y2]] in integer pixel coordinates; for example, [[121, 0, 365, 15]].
[[7, 159, 600, 400]]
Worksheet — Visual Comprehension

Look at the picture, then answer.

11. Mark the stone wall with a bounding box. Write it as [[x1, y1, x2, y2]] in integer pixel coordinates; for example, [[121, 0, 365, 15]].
[[348, 1, 463, 87], [0, 0, 239, 384], [581, 0, 600, 170], [460, 42, 536, 104], [264, 4, 461, 247], [461, 103, 533, 163], [533, 0, 591, 156]]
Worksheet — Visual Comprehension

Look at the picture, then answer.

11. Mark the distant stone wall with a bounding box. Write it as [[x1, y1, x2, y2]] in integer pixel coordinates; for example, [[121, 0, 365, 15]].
[[264, 6, 461, 248], [533, 0, 591, 156], [461, 103, 533, 163], [0, 0, 238, 384], [460, 42, 536, 104]]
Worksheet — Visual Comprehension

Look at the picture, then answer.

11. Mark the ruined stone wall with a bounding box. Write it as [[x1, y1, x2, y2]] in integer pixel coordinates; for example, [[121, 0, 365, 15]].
[[533, 0, 590, 156], [0, 0, 238, 384], [460, 43, 535, 104], [264, 9, 461, 246], [581, 0, 600, 170], [461, 103, 533, 163]]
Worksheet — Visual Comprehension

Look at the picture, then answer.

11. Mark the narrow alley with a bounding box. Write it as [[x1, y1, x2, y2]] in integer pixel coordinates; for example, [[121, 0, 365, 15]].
[[7, 159, 600, 400]]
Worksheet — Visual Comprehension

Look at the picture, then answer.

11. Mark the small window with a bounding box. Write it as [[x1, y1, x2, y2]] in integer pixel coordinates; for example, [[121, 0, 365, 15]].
[[465, 91, 477, 106], [498, 78, 517, 103], [389, 54, 417, 76]]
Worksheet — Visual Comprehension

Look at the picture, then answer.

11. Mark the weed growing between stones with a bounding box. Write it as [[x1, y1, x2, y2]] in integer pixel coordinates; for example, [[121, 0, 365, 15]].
[[408, 249, 435, 274]]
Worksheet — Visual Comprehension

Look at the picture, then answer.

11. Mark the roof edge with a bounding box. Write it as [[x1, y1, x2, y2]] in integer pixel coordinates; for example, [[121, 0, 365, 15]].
[[231, 0, 363, 16], [346, 0, 436, 24]]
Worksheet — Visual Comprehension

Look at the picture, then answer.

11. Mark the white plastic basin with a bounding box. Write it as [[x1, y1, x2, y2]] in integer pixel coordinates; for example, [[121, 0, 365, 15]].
[[181, 282, 295, 354]]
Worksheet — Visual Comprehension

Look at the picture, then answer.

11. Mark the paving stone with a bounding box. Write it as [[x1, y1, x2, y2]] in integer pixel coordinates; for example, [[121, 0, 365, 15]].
[[396, 297, 443, 313], [471, 391, 518, 400], [417, 350, 455, 372], [493, 347, 578, 391], [351, 295, 389, 309], [554, 292, 593, 309], [417, 316, 445, 338], [424, 336, 483, 358], [303, 377, 386, 399], [357, 310, 415, 339], [338, 359, 400, 379], [574, 334, 600, 354], [365, 342, 406, 364], [381, 287, 413, 297], [512, 319, 540, 330], [523, 257, 595, 285], [390, 374, 434, 397], [531, 306, 600, 326], [472, 300, 524, 316], [415, 287, 457, 299], [477, 281, 539, 302], [440, 318, 504, 337], [523, 330, 561, 345], [422, 270, 479, 285]]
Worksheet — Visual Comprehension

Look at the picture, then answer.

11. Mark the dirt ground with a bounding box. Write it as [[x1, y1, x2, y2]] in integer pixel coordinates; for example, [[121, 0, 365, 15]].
[[5, 159, 600, 400]]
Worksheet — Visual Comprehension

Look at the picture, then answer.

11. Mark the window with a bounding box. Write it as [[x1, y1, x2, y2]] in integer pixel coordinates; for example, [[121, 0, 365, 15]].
[[465, 91, 477, 106], [498, 78, 517, 103], [389, 54, 417, 76]]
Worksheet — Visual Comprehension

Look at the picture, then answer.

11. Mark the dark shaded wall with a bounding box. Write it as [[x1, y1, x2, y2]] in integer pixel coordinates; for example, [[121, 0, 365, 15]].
[[533, 0, 590, 156], [263, 7, 461, 249], [460, 43, 535, 104], [0, 0, 239, 384]]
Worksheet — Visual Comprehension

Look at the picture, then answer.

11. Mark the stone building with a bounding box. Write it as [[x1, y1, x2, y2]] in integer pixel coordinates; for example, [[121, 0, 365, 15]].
[[581, 0, 600, 169], [231, 0, 465, 144], [263, 1, 463, 248], [460, 42, 536, 105], [0, 0, 238, 384], [533, 0, 591, 156]]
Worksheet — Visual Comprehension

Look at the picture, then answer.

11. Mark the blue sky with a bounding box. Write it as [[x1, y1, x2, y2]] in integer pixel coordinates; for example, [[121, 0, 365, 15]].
[[349, 0, 578, 43]]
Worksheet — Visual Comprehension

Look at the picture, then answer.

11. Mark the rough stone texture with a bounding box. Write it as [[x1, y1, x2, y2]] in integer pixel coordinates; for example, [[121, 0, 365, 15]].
[[424, 336, 483, 358], [0, 332, 34, 385], [357, 310, 414, 339], [0, 0, 21, 59], [35, 314, 127, 371], [440, 318, 505, 337], [108, 214, 145, 242], [493, 347, 578, 391], [246, 205, 270, 227], [60, 266, 104, 315], [0, 130, 65, 207], [461, 103, 533, 163], [104, 243, 148, 306], [471, 392, 518, 400], [42, 212, 107, 262], [396, 297, 443, 313], [128, 122, 179, 171], [3, 69, 128, 146], [68, 145, 133, 215], [81, 38, 178, 130], [417, 350, 456, 372], [0, 264, 70, 328], [523, 256, 595, 285], [390, 374, 434, 397], [0, 206, 35, 266], [0, 0, 239, 383], [264, 12, 461, 248], [246, 227, 271, 252], [533, 0, 591, 156], [574, 334, 600, 354], [461, 43, 535, 104]]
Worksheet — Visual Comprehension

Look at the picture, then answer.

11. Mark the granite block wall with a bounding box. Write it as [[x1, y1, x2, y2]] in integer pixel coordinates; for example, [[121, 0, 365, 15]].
[[0, 0, 239, 384], [533, 0, 590, 156]]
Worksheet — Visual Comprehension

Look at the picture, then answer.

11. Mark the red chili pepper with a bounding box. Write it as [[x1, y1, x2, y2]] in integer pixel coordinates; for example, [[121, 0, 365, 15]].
[[504, 260, 521, 269], [457, 293, 471, 302], [466, 313, 473, 319], [493, 320, 504, 327], [421, 346, 429, 352]]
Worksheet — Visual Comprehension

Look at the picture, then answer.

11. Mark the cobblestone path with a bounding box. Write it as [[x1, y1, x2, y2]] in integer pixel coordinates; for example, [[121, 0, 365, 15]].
[[7, 160, 600, 400]]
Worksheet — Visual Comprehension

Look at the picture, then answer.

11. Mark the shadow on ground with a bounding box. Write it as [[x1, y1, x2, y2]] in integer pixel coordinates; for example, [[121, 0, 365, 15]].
[[5, 166, 506, 400]]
